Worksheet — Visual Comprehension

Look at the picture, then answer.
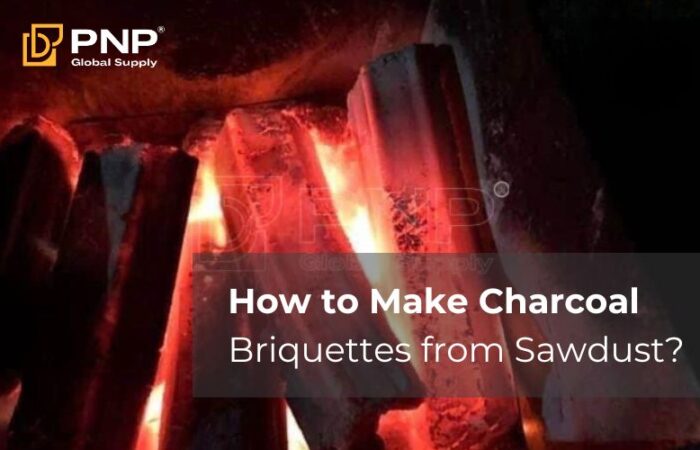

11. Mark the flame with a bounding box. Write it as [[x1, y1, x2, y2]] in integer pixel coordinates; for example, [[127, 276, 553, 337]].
[[144, 383, 165, 436], [187, 165, 228, 248], [134, 381, 165, 450]]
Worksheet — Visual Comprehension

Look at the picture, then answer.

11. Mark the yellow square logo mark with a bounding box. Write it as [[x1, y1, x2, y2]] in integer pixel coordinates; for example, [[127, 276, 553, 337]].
[[22, 24, 63, 67]]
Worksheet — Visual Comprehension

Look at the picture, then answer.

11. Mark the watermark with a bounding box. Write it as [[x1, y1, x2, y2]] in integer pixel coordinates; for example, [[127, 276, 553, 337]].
[[192, 175, 507, 253], [22, 24, 63, 67], [22, 24, 163, 68], [493, 180, 510, 198]]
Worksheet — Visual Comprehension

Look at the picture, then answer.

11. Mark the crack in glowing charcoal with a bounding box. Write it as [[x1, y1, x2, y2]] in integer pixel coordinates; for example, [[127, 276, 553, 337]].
[[308, 127, 418, 348], [309, 127, 437, 450], [134, 161, 227, 450], [134, 160, 309, 450], [309, 128, 380, 256]]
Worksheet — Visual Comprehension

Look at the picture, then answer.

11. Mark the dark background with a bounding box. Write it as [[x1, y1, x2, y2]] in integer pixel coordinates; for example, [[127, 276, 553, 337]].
[[528, 0, 700, 252], [0, 0, 698, 252]]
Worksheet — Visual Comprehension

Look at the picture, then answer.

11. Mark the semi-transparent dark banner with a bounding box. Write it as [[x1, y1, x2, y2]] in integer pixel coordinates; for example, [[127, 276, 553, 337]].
[[192, 253, 700, 398]]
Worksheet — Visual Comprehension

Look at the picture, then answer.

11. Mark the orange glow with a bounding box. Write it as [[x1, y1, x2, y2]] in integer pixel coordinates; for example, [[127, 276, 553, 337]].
[[307, 125, 419, 355], [144, 383, 165, 438], [134, 157, 229, 450], [309, 128, 381, 257], [187, 165, 228, 248], [0, 379, 21, 441], [377, 403, 433, 450], [134, 381, 165, 450], [307, 123, 432, 449]]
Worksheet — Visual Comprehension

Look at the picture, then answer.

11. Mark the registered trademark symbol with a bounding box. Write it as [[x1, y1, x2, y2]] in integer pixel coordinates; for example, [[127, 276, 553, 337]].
[[157, 26, 165, 34], [493, 180, 510, 198]]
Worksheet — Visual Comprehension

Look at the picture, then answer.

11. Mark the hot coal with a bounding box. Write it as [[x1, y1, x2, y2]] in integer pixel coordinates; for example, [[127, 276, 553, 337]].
[[10, 144, 196, 450]]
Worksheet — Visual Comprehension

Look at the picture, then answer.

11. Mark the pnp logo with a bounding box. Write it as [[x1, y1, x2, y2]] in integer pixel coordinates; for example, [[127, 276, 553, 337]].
[[71, 29, 159, 54], [22, 24, 63, 67]]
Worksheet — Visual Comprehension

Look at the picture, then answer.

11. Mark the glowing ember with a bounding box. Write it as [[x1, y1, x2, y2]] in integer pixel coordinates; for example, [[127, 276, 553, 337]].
[[309, 128, 381, 257], [0, 379, 21, 443], [144, 383, 165, 435], [377, 403, 432, 450], [135, 158, 229, 450], [134, 382, 165, 450], [307, 120, 431, 450], [307, 124, 418, 352]]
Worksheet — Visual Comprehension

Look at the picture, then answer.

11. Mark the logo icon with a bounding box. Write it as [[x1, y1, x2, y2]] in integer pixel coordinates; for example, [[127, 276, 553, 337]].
[[22, 24, 63, 67]]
